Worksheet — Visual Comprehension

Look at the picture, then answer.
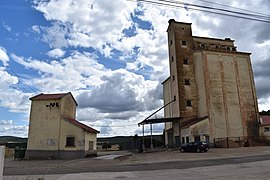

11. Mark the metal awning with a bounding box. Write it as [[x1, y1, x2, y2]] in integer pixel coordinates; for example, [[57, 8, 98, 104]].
[[138, 116, 209, 127], [138, 117, 180, 126]]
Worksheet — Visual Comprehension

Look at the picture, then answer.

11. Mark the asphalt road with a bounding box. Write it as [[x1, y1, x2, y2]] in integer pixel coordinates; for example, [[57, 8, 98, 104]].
[[4, 153, 270, 176]]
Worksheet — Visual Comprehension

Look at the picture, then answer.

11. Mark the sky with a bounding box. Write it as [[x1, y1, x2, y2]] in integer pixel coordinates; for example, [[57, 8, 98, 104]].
[[0, 0, 269, 138]]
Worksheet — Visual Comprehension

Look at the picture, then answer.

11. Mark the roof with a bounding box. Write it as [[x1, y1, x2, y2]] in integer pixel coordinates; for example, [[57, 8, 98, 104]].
[[260, 116, 270, 126], [138, 116, 208, 127], [62, 116, 100, 133], [30, 92, 78, 106]]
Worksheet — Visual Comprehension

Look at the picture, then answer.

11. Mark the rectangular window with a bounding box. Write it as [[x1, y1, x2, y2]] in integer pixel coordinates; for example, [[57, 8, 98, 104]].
[[182, 41, 187, 46], [194, 136, 200, 142], [186, 137, 189, 143], [170, 40, 173, 45], [66, 137, 75, 147], [181, 137, 185, 144], [264, 127, 270, 132], [171, 56, 174, 62], [183, 58, 189, 65], [186, 100, 192, 107], [184, 79, 190, 85], [172, 75, 175, 81]]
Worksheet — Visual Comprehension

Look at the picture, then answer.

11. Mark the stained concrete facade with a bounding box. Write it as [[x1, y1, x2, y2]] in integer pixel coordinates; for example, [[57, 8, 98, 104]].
[[164, 19, 259, 147], [26, 92, 99, 159]]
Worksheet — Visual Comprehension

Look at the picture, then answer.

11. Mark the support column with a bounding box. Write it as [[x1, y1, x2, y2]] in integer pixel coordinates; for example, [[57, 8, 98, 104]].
[[142, 125, 145, 151], [0, 146, 5, 180], [150, 123, 153, 149]]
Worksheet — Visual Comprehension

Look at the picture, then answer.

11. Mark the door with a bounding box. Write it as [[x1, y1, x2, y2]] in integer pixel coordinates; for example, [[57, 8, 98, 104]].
[[89, 141, 94, 150]]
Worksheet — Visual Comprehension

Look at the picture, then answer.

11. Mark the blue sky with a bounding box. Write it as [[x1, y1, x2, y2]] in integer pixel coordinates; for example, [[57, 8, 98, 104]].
[[0, 0, 270, 137]]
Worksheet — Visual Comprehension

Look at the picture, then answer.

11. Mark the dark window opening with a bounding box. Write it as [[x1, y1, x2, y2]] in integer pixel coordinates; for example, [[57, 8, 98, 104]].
[[170, 40, 173, 45], [171, 56, 174, 62], [186, 100, 192, 107], [182, 41, 187, 46], [183, 58, 189, 65], [173, 95, 176, 101], [264, 127, 270, 132], [186, 137, 189, 143], [182, 137, 185, 144], [66, 137, 75, 147], [232, 47, 237, 51], [194, 136, 200, 142], [184, 79, 190, 85], [172, 75, 175, 81]]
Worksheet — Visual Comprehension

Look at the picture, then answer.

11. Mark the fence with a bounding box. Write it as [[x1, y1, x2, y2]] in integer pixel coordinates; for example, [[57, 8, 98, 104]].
[[213, 136, 270, 148]]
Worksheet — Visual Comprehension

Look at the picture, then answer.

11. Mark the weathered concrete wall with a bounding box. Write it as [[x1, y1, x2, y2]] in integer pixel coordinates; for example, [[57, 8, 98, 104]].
[[190, 118, 210, 137], [194, 52, 208, 118], [25, 150, 85, 159], [259, 125, 270, 140], [61, 94, 76, 118], [163, 77, 173, 146], [0, 146, 4, 180], [59, 118, 85, 151], [197, 51, 259, 139], [27, 99, 61, 150], [167, 20, 198, 118], [84, 131, 97, 151]]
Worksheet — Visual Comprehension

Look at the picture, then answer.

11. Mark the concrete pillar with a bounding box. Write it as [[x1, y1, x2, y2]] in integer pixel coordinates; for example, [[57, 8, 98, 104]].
[[0, 146, 5, 180]]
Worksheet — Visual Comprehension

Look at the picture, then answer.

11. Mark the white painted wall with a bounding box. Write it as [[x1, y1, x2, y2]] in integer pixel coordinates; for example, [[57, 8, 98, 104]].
[[0, 146, 5, 180]]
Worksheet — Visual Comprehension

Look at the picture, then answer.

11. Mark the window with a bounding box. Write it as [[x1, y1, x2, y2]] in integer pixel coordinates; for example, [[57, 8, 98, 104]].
[[186, 100, 192, 107], [264, 127, 270, 132], [194, 136, 200, 142], [182, 137, 185, 144], [186, 137, 189, 143], [170, 40, 173, 45], [173, 95, 176, 101], [183, 58, 189, 65], [182, 41, 187, 46], [171, 56, 174, 62], [184, 79, 190, 85], [66, 137, 75, 147], [172, 75, 175, 81], [205, 136, 209, 143]]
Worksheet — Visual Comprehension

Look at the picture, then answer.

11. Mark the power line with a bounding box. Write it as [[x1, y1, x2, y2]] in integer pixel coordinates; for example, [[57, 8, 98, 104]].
[[197, 0, 270, 17], [8, 68, 38, 93], [131, 0, 270, 23], [0, 69, 37, 94]]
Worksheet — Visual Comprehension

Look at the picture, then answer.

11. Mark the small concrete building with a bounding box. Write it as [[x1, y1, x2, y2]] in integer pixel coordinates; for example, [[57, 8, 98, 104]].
[[26, 92, 99, 159], [259, 116, 270, 140], [163, 19, 259, 147]]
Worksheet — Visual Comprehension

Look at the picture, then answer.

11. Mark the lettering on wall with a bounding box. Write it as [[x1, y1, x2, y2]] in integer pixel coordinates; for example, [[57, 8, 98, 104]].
[[46, 102, 59, 108]]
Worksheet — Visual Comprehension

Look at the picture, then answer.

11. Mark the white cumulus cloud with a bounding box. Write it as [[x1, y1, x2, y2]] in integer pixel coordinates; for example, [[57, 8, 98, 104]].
[[47, 48, 65, 58]]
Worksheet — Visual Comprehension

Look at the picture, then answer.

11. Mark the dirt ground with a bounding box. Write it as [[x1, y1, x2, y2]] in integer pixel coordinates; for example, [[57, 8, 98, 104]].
[[4, 146, 270, 175]]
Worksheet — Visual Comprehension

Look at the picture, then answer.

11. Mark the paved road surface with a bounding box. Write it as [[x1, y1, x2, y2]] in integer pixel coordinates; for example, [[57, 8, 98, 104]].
[[4, 147, 270, 179]]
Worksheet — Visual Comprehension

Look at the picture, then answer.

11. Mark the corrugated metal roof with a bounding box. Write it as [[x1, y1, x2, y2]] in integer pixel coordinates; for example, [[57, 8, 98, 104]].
[[29, 92, 78, 106], [62, 116, 100, 134], [260, 116, 270, 125]]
